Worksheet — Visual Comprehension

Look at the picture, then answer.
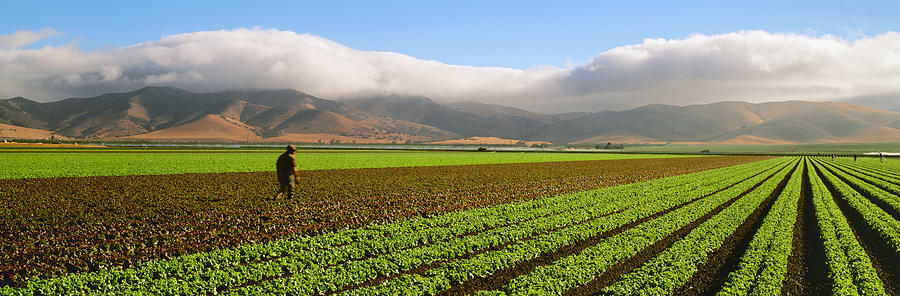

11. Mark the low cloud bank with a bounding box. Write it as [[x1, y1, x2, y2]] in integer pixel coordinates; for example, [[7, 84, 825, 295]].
[[1, 28, 898, 113]]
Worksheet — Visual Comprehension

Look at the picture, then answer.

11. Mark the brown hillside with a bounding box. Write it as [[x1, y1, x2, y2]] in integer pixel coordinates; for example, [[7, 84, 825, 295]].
[[127, 114, 262, 141], [0, 87, 458, 143], [0, 123, 59, 140], [266, 133, 428, 144], [531, 101, 900, 144], [428, 137, 551, 146], [5, 86, 900, 144]]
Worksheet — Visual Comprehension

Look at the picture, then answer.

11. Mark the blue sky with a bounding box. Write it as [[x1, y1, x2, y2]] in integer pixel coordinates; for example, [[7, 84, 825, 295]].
[[2, 0, 897, 69], [1, 1, 899, 111]]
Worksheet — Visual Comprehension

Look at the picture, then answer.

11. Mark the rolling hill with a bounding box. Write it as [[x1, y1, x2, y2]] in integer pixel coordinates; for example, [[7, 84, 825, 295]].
[[843, 93, 900, 112], [0, 123, 59, 140], [3, 86, 900, 144], [343, 96, 552, 140], [527, 101, 900, 144]]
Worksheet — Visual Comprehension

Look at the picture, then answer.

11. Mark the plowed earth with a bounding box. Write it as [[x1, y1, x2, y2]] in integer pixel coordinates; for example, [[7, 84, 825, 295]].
[[0, 156, 760, 287]]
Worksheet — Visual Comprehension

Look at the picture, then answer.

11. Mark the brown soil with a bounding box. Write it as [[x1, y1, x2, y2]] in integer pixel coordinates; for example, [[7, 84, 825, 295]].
[[126, 114, 263, 142], [0, 123, 61, 140], [0, 156, 761, 287], [781, 161, 832, 295], [674, 161, 797, 296], [565, 161, 787, 295], [813, 162, 899, 295], [715, 135, 795, 145]]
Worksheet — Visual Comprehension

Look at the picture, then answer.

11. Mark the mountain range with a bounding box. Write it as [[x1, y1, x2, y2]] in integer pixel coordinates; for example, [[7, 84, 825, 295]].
[[0, 87, 456, 143], [2, 86, 900, 144]]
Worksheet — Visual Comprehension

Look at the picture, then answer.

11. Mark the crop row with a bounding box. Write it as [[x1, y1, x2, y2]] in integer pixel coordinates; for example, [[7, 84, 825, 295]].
[[1, 158, 787, 295], [812, 159, 900, 257], [715, 159, 804, 295], [831, 160, 900, 184], [480, 159, 794, 296], [807, 160, 888, 295], [820, 161, 900, 216], [831, 158, 900, 182], [598, 159, 798, 295], [491, 156, 898, 296]]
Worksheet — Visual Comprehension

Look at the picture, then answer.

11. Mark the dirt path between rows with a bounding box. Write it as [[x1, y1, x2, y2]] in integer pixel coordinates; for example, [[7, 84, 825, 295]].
[[781, 163, 832, 295]]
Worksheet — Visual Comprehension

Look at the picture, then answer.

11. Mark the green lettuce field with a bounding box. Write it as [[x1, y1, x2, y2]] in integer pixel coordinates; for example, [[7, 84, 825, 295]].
[[0, 150, 699, 179], [1, 150, 897, 295]]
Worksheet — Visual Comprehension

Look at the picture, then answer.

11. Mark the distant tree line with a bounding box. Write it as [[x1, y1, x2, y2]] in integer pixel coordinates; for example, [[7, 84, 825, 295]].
[[564, 142, 625, 150], [596, 142, 624, 150]]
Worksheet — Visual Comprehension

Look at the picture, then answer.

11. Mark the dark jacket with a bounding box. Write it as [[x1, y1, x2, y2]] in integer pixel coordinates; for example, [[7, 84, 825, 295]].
[[276, 152, 297, 174]]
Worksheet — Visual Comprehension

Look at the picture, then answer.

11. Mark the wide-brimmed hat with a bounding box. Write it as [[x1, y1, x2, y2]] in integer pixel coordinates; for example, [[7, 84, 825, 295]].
[[286, 145, 297, 152]]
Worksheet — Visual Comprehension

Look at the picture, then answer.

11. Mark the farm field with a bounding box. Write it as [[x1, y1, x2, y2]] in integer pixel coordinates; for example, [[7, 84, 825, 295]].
[[3, 153, 900, 295], [0, 150, 699, 179], [0, 153, 752, 290], [833, 156, 900, 171]]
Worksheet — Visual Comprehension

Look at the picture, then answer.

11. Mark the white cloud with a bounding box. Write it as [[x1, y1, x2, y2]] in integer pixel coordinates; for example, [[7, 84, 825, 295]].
[[0, 28, 59, 48], [540, 30, 900, 111], [1, 28, 899, 113], [0, 28, 563, 104], [99, 65, 123, 81]]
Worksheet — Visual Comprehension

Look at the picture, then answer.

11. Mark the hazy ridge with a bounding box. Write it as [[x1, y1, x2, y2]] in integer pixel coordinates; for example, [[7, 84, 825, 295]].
[[3, 86, 900, 144]]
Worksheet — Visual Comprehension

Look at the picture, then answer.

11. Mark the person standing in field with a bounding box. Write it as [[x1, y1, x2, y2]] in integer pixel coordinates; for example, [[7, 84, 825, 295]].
[[276, 145, 300, 199]]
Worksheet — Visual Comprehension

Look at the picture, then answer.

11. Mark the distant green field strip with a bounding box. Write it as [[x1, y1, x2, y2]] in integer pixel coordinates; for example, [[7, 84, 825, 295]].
[[0, 152, 699, 179]]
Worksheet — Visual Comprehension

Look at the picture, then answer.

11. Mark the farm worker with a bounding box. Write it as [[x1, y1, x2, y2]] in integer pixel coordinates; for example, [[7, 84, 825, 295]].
[[276, 145, 300, 199]]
